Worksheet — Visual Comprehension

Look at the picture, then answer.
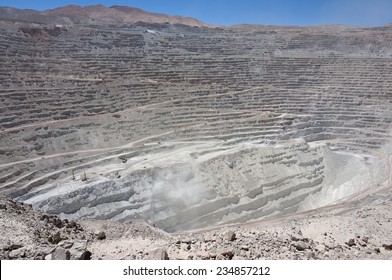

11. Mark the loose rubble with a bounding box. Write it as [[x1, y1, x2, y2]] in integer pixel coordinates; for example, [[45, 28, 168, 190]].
[[1, 195, 391, 260], [0, 196, 92, 260]]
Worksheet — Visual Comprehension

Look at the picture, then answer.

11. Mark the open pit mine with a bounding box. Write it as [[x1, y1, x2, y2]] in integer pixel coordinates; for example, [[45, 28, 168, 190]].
[[0, 5, 392, 260]]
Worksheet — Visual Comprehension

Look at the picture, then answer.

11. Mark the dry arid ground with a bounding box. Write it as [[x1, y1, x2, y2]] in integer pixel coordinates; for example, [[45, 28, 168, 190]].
[[0, 5, 392, 260]]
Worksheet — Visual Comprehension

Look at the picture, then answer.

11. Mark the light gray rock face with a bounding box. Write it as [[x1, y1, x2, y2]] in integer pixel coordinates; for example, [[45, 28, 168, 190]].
[[1, 13, 392, 234]]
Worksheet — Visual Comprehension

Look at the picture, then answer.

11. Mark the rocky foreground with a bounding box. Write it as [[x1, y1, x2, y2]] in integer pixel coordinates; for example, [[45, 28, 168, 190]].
[[1, 194, 391, 260]]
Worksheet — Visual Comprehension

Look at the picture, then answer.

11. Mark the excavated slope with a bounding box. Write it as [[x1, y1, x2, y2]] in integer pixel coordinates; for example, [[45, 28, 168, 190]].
[[1, 16, 392, 232]]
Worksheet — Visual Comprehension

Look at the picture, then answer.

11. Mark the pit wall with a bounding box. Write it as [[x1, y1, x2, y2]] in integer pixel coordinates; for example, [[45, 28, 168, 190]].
[[20, 141, 388, 232]]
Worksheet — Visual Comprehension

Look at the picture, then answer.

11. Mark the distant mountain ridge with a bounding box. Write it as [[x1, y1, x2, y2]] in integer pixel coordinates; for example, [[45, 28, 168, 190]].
[[0, 4, 214, 27]]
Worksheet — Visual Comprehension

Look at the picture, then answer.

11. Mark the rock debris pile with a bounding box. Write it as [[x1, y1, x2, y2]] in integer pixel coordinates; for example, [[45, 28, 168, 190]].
[[2, 195, 392, 260], [0, 196, 92, 260]]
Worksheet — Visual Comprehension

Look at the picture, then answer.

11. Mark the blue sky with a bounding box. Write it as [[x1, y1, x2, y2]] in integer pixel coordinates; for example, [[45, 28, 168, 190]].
[[1, 0, 392, 26]]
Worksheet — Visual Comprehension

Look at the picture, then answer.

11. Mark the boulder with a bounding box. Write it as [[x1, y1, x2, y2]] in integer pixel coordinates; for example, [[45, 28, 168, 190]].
[[148, 248, 169, 260], [48, 232, 62, 244], [69, 240, 90, 260], [223, 230, 236, 242], [382, 244, 392, 251], [95, 231, 106, 240], [181, 243, 191, 251], [51, 247, 70, 260]]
